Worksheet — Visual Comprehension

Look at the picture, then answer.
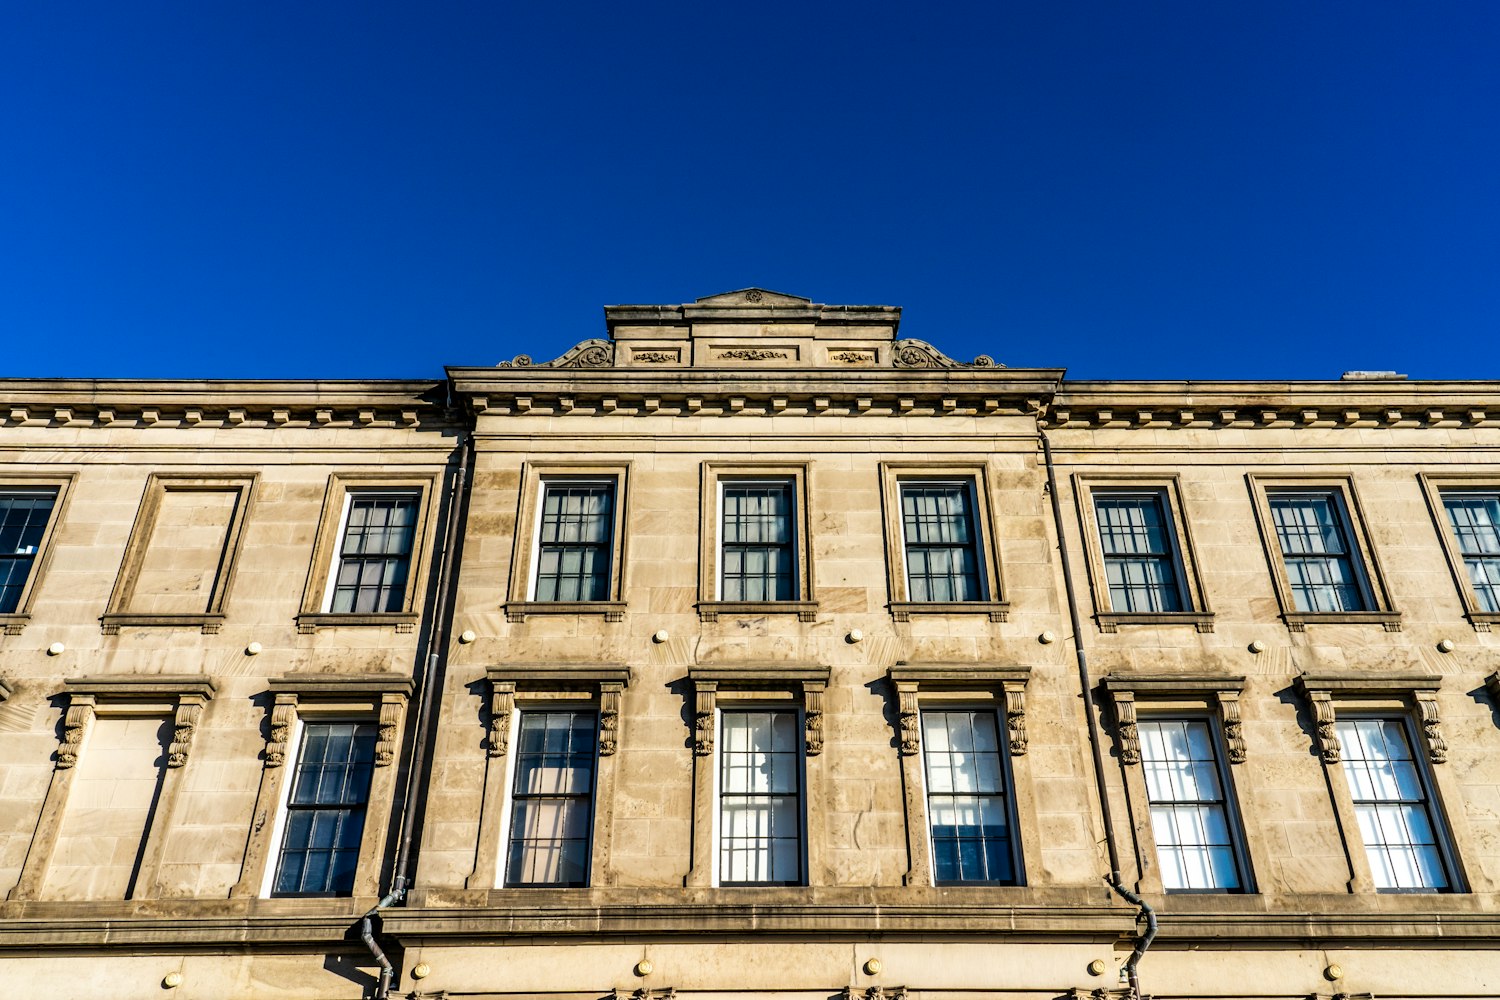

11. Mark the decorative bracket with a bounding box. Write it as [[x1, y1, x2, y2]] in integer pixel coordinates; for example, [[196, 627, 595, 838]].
[[487, 681, 515, 757], [1113, 691, 1140, 764], [264, 673, 413, 769], [887, 663, 1031, 757], [376, 693, 403, 766], [57, 696, 95, 770], [694, 681, 718, 756], [168, 693, 211, 767], [1003, 679, 1028, 757], [1219, 689, 1246, 764], [1296, 673, 1446, 765], [599, 681, 623, 756], [804, 682, 825, 756], [266, 694, 296, 767]]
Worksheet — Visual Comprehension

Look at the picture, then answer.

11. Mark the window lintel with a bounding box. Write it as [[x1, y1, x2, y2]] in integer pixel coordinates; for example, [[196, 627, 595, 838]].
[[1103, 674, 1246, 765], [1295, 672, 1446, 765]]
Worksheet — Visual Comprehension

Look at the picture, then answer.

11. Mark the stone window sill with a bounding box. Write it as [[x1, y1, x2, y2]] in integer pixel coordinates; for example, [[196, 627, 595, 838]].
[[100, 613, 226, 635], [504, 601, 626, 623], [295, 612, 419, 634], [1282, 611, 1401, 633], [1465, 611, 1500, 633], [697, 601, 818, 622], [889, 601, 1008, 623], [1, 613, 30, 636], [1097, 611, 1215, 634]]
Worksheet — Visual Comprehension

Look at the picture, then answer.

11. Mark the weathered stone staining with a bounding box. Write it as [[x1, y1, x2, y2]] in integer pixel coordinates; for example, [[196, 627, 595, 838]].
[[0, 290, 1498, 999]]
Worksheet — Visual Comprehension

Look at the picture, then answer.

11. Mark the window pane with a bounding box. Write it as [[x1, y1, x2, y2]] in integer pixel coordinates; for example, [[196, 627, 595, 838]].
[[1335, 718, 1449, 891], [1136, 720, 1241, 891], [1269, 491, 1368, 612], [506, 711, 597, 887], [0, 491, 57, 614], [535, 483, 614, 601], [922, 710, 1015, 884], [902, 484, 983, 602], [721, 483, 795, 601], [331, 494, 419, 613], [719, 710, 803, 885], [1095, 492, 1184, 612], [273, 722, 378, 896], [1443, 493, 1500, 612]]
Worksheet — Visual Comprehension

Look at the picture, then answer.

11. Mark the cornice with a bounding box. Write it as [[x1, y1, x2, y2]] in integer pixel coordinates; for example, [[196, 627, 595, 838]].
[[1046, 381, 1500, 430], [0, 379, 457, 431], [447, 367, 1065, 419]]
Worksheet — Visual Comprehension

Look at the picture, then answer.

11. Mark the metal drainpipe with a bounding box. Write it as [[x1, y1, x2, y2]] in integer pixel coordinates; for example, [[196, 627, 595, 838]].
[[363, 419, 472, 1000], [1039, 431, 1156, 999]]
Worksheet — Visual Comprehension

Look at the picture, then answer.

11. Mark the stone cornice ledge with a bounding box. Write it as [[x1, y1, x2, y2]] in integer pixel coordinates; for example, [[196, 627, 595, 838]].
[[384, 901, 1135, 940], [0, 898, 378, 950]]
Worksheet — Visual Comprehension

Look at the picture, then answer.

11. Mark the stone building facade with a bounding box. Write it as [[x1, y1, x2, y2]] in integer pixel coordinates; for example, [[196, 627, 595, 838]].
[[2, 290, 1499, 1000]]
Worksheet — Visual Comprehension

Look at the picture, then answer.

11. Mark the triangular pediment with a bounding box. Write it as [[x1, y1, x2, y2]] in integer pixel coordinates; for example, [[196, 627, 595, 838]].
[[694, 288, 811, 306]]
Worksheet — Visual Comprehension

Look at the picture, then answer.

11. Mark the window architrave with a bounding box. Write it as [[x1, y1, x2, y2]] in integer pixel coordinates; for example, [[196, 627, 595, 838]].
[[0, 472, 76, 635], [1294, 673, 1481, 894], [1072, 474, 1214, 633], [469, 663, 630, 893], [697, 463, 817, 622], [230, 672, 411, 900], [878, 463, 1008, 622], [1417, 473, 1500, 631], [1101, 674, 1255, 895], [1245, 474, 1399, 631], [10, 674, 215, 902], [296, 473, 438, 632], [684, 663, 829, 888], [886, 663, 1035, 889], [101, 473, 257, 634], [503, 461, 631, 623]]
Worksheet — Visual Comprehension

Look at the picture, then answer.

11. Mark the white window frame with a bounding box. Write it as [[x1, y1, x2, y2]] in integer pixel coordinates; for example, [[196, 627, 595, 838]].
[[711, 704, 808, 888], [497, 704, 601, 889], [320, 489, 423, 614], [526, 479, 619, 603], [715, 478, 799, 603], [916, 705, 1023, 886]]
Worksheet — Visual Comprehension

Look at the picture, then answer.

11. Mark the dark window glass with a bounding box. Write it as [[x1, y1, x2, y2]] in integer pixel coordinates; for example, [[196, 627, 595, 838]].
[[273, 722, 377, 896], [922, 710, 1015, 884], [1095, 493, 1184, 612], [901, 484, 982, 602], [721, 483, 795, 601], [534, 483, 613, 601], [719, 710, 803, 885], [505, 711, 598, 887], [1337, 718, 1450, 891], [331, 494, 418, 613], [1138, 720, 1241, 891], [1442, 492, 1500, 613], [1268, 491, 1367, 612], [0, 491, 56, 614]]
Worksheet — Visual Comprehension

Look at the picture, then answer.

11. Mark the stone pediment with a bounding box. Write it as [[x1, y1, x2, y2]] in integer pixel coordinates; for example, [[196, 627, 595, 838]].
[[693, 288, 812, 306]]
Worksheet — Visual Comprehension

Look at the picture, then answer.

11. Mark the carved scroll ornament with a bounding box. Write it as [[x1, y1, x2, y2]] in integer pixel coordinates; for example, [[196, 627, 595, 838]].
[[167, 697, 207, 768], [1003, 681, 1028, 757], [804, 683, 825, 756], [499, 339, 614, 369], [265, 694, 297, 767], [892, 338, 997, 370], [896, 685, 920, 756], [56, 698, 95, 769], [694, 682, 718, 756], [1415, 691, 1448, 764], [1308, 690, 1341, 763], [488, 681, 515, 757], [1113, 692, 1140, 765], [599, 682, 623, 756], [1219, 690, 1246, 764], [376, 696, 402, 767]]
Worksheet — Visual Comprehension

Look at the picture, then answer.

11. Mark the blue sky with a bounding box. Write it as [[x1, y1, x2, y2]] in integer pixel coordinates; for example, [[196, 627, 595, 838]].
[[3, 2, 1497, 380]]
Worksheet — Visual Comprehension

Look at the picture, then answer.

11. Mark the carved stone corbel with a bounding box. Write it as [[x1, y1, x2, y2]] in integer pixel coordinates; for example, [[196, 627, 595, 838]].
[[1003, 679, 1028, 756], [1112, 691, 1139, 764], [375, 694, 403, 767], [599, 681, 623, 756], [896, 683, 920, 756], [1308, 690, 1341, 763], [56, 696, 95, 769], [167, 694, 209, 767], [1415, 690, 1447, 764], [1219, 690, 1246, 764], [488, 681, 515, 757], [266, 694, 296, 767], [803, 681, 825, 756], [694, 681, 718, 756]]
